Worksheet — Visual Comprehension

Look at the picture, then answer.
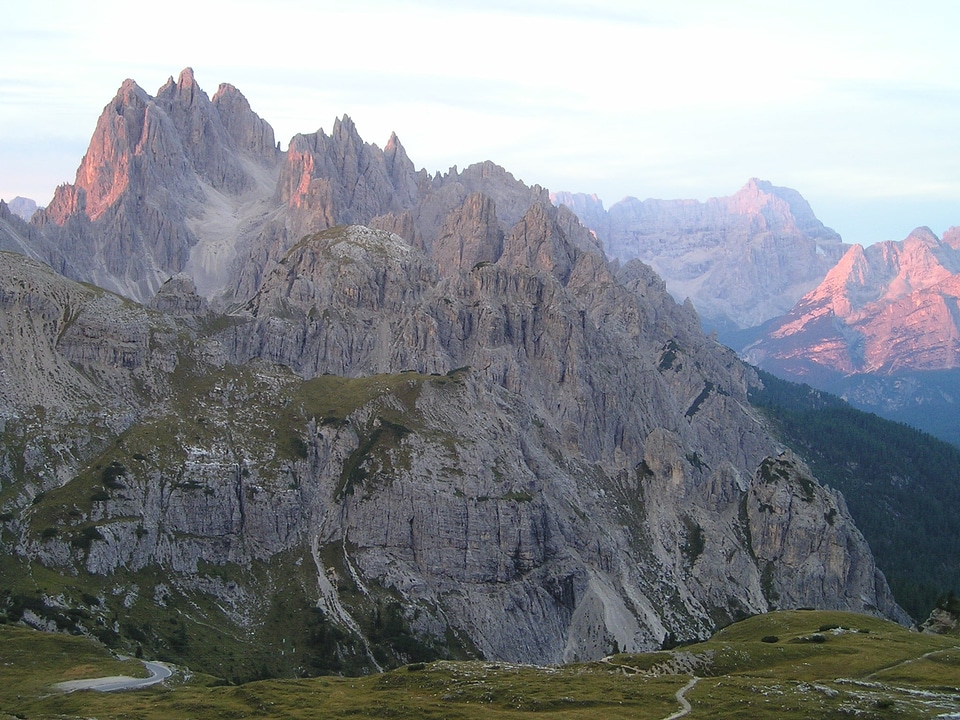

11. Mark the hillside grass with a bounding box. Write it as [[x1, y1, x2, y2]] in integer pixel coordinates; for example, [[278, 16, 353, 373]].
[[3, 610, 959, 719], [0, 624, 147, 705]]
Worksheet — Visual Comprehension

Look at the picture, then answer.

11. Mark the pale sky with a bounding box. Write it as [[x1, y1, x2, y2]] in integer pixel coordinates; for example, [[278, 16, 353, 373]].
[[2, 0, 958, 246]]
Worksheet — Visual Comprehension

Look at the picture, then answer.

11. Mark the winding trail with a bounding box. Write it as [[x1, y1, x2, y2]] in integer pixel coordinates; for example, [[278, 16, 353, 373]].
[[663, 676, 700, 720], [863, 645, 960, 682], [54, 660, 172, 693]]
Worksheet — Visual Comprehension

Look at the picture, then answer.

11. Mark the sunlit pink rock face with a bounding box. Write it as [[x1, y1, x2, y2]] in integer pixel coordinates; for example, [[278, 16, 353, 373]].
[[745, 227, 960, 377]]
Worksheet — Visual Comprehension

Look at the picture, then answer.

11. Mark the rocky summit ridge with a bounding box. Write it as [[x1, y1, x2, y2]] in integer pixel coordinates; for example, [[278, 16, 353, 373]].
[[0, 69, 907, 678], [1, 68, 551, 311]]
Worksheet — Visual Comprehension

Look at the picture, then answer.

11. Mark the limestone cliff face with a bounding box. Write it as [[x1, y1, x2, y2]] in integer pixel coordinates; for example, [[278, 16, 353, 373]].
[[431, 192, 503, 276], [0, 221, 906, 672], [746, 453, 900, 614], [556, 179, 849, 332], [0, 251, 179, 509], [214, 220, 903, 659], [0, 251, 163, 416]]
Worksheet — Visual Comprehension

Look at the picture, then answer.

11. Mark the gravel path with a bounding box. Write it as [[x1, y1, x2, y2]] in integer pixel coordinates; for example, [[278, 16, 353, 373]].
[[663, 676, 699, 720]]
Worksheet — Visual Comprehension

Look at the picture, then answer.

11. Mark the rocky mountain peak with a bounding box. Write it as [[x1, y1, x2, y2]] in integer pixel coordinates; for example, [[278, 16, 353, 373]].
[[905, 226, 940, 247], [746, 226, 960, 377], [153, 67, 259, 194], [385, 130, 402, 153], [278, 115, 424, 240], [45, 82, 150, 224], [149, 272, 208, 317], [499, 200, 579, 283], [332, 114, 361, 148], [6, 197, 38, 221], [551, 191, 608, 236], [156, 67, 202, 107], [729, 178, 831, 238], [576, 180, 848, 332], [730, 177, 776, 210], [18, 70, 292, 304], [384, 131, 413, 176], [115, 77, 148, 105], [211, 81, 278, 162], [943, 226, 960, 251]]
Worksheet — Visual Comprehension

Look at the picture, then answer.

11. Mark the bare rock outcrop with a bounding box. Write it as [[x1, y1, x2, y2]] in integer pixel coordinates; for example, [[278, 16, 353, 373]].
[[432, 192, 503, 276], [149, 273, 208, 317], [746, 452, 908, 622]]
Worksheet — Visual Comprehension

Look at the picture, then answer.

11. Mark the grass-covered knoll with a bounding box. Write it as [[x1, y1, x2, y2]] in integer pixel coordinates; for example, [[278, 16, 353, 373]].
[[3, 610, 959, 719], [610, 610, 960, 719], [0, 551, 330, 682], [0, 623, 147, 702], [0, 530, 444, 684], [749, 368, 960, 621]]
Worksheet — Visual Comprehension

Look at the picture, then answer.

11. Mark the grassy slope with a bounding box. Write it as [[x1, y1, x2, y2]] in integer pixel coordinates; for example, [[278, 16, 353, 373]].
[[3, 610, 959, 719]]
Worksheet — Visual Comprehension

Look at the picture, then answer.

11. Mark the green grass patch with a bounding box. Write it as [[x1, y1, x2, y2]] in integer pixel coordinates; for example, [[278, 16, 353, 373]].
[[0, 623, 146, 699], [2, 610, 959, 719]]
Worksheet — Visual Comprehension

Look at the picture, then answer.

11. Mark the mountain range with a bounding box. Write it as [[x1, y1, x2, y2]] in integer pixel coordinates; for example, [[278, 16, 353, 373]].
[[10, 68, 956, 440], [553, 190, 960, 445], [0, 68, 552, 310], [0, 68, 935, 679]]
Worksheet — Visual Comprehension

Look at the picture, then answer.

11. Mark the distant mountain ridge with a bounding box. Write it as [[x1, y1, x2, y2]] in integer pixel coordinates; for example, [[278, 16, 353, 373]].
[[553, 179, 849, 333], [6, 197, 37, 221], [549, 185, 960, 445], [742, 226, 960, 444], [745, 226, 960, 377]]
